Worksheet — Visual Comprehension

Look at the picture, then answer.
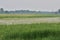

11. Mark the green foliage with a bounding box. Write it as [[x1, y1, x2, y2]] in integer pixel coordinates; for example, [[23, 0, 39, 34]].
[[0, 23, 60, 40], [0, 14, 60, 18]]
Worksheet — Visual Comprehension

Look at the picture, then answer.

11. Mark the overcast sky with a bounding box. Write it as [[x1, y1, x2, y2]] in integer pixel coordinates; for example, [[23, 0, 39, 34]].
[[0, 0, 60, 11]]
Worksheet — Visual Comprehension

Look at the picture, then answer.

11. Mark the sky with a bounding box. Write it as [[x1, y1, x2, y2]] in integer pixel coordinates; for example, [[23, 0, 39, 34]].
[[0, 0, 60, 11]]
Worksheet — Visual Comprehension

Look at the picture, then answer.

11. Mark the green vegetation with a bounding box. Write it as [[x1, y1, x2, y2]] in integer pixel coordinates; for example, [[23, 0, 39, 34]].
[[0, 14, 60, 18], [0, 23, 60, 40]]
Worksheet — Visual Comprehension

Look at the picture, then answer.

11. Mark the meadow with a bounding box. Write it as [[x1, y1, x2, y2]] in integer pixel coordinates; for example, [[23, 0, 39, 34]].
[[0, 14, 60, 40], [0, 23, 60, 40], [0, 14, 60, 18]]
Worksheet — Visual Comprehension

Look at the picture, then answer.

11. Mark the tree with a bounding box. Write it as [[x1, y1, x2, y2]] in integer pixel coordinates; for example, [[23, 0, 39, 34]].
[[5, 11, 9, 13], [58, 9, 60, 13], [0, 8, 4, 12]]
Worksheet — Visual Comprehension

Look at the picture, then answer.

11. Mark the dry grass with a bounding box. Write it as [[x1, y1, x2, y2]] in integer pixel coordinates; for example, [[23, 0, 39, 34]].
[[0, 17, 60, 24]]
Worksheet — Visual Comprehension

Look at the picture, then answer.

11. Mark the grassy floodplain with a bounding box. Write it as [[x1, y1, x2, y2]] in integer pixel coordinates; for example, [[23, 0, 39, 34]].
[[0, 13, 60, 40], [0, 14, 60, 18], [0, 23, 60, 40]]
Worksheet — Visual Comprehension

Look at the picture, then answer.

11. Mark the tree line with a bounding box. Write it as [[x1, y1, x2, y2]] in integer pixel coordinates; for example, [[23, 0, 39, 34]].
[[0, 8, 60, 14]]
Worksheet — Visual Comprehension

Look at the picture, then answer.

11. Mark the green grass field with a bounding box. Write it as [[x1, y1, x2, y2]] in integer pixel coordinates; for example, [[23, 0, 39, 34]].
[[0, 14, 60, 40], [0, 23, 60, 40], [0, 14, 60, 18]]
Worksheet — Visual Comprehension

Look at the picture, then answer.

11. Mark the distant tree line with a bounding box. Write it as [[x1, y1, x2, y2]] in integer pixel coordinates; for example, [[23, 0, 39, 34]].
[[0, 8, 60, 14], [0, 8, 40, 14]]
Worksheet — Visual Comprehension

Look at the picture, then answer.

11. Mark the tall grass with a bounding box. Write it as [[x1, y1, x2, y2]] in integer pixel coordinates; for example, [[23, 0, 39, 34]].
[[0, 23, 60, 40]]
